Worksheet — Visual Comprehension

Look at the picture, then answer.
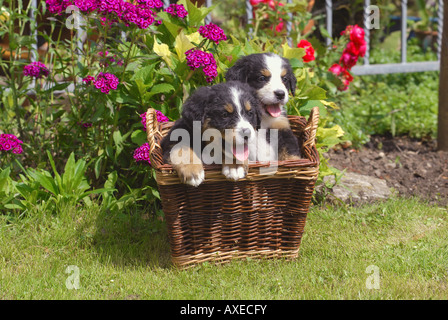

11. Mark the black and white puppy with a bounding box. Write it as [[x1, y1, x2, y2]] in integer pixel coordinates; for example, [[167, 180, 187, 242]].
[[225, 53, 301, 161], [161, 81, 261, 187]]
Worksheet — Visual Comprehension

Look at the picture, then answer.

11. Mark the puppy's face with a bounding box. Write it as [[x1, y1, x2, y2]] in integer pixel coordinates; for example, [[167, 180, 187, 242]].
[[202, 82, 260, 163], [225, 53, 296, 121]]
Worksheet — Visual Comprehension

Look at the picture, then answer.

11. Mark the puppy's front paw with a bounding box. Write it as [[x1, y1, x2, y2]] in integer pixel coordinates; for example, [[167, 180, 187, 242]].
[[222, 164, 247, 181], [176, 164, 205, 187]]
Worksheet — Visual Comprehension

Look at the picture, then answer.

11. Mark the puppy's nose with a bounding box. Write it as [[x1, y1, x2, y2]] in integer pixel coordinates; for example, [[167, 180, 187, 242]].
[[274, 90, 285, 100], [241, 127, 251, 137]]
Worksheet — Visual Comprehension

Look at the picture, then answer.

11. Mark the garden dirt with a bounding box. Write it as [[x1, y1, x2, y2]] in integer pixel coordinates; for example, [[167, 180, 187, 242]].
[[327, 135, 448, 206]]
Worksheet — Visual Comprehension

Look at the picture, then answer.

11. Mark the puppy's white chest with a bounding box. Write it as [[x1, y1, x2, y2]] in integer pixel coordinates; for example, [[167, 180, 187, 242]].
[[250, 120, 278, 162]]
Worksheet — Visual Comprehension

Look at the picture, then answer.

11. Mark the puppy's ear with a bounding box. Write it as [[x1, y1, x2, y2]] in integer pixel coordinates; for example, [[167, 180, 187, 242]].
[[225, 58, 248, 82], [282, 58, 297, 96], [181, 86, 213, 124], [288, 71, 297, 96]]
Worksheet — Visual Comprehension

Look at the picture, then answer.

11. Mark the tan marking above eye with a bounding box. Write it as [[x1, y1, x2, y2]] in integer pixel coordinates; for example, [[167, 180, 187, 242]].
[[281, 69, 287, 77], [245, 101, 252, 111], [224, 103, 234, 113], [261, 69, 272, 77]]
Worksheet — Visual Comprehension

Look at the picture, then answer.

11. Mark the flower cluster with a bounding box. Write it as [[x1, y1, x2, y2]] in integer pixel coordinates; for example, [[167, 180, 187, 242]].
[[250, 0, 283, 10], [79, 122, 93, 129], [199, 23, 227, 44], [23, 61, 50, 79], [45, 0, 162, 29], [329, 25, 366, 91], [140, 110, 169, 130], [134, 110, 169, 164], [165, 3, 188, 19], [133, 143, 151, 164], [0, 134, 23, 154], [185, 49, 218, 83], [84, 72, 119, 94], [297, 39, 315, 63]]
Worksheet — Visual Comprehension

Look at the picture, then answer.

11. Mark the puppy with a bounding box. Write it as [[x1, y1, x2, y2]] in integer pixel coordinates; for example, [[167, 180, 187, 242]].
[[161, 81, 261, 187], [225, 53, 301, 161]]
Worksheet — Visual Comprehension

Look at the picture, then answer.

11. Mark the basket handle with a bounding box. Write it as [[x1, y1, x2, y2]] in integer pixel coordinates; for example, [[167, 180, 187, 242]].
[[145, 108, 161, 165], [303, 106, 319, 148]]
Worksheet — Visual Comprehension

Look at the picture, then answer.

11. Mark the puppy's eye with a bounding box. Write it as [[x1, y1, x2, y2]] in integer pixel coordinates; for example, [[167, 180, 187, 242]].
[[282, 76, 288, 82], [258, 75, 267, 82]]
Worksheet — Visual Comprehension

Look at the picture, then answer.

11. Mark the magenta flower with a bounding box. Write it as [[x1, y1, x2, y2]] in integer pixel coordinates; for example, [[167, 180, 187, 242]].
[[0, 134, 23, 154], [133, 143, 151, 164], [45, 0, 160, 29], [23, 61, 50, 79], [140, 110, 169, 129], [82, 75, 95, 84], [199, 23, 227, 44], [91, 72, 119, 94], [165, 4, 188, 19], [185, 49, 218, 82]]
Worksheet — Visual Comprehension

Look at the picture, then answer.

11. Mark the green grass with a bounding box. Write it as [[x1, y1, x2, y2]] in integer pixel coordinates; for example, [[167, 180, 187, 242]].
[[1, 197, 447, 300]]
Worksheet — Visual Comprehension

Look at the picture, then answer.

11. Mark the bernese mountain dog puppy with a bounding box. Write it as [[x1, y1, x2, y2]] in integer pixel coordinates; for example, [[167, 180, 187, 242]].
[[225, 53, 301, 161], [161, 81, 261, 187]]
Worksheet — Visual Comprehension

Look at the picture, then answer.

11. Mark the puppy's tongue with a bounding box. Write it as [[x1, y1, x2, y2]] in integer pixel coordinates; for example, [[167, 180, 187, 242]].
[[233, 144, 249, 162], [266, 104, 282, 117]]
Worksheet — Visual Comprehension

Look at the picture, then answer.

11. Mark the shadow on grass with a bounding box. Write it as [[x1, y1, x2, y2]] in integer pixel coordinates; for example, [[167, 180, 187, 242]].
[[91, 208, 173, 269]]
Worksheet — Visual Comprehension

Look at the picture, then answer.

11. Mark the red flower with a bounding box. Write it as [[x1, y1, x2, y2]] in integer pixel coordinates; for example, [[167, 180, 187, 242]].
[[340, 49, 358, 69], [297, 39, 315, 63], [250, 0, 266, 6], [329, 63, 344, 76], [339, 69, 354, 91], [275, 18, 284, 33], [349, 25, 365, 45]]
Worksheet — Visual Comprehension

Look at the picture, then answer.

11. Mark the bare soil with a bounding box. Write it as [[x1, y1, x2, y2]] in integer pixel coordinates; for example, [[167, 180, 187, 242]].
[[327, 135, 448, 206]]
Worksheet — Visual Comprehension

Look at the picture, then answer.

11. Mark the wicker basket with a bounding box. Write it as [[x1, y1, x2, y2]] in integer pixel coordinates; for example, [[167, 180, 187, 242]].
[[146, 106, 320, 269]]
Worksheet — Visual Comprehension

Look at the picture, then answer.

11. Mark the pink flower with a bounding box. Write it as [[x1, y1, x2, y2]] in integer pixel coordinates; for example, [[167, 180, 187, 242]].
[[275, 19, 284, 33], [185, 49, 218, 82], [92, 72, 119, 94], [23, 61, 50, 79], [140, 110, 169, 129], [329, 63, 344, 76], [350, 25, 365, 45], [297, 39, 315, 63], [340, 49, 358, 69], [165, 4, 188, 19], [0, 134, 23, 154], [83, 75, 95, 84], [133, 143, 151, 164], [199, 23, 228, 44]]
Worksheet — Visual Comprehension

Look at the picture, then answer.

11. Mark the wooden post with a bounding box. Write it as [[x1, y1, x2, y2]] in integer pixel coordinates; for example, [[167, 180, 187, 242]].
[[438, 2, 448, 151]]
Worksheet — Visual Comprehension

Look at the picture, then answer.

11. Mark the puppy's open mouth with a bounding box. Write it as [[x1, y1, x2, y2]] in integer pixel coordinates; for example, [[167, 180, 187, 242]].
[[265, 104, 282, 118], [232, 137, 249, 162]]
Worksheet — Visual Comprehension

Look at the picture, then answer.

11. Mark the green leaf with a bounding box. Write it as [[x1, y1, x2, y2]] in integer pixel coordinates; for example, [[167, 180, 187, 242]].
[[149, 83, 175, 95], [47, 150, 62, 190], [29, 170, 58, 196], [62, 152, 76, 191], [298, 100, 324, 116], [178, 0, 214, 26], [131, 130, 147, 146]]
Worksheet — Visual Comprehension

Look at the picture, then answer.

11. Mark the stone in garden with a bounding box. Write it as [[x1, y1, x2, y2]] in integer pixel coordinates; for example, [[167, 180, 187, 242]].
[[322, 172, 392, 203]]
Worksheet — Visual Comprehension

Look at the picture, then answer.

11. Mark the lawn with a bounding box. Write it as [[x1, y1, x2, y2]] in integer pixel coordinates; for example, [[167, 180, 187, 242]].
[[1, 197, 447, 300]]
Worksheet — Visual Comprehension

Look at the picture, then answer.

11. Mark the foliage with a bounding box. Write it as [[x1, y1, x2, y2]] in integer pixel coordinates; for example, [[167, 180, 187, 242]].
[[329, 39, 439, 148], [0, 0, 384, 215]]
